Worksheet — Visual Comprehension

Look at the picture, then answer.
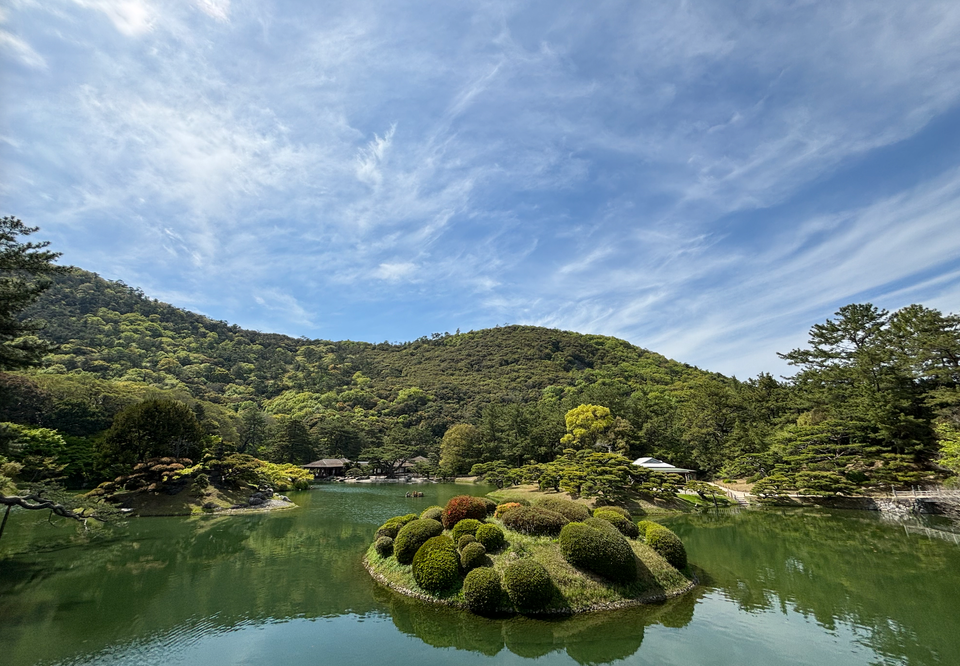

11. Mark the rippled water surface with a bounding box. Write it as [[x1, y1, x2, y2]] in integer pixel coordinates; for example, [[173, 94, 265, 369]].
[[2, 483, 958, 665]]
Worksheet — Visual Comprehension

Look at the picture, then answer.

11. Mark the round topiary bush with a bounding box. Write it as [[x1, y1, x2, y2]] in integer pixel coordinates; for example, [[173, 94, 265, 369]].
[[412, 535, 461, 593], [420, 505, 444, 522], [475, 523, 505, 552], [463, 567, 504, 615], [394, 518, 445, 564], [457, 534, 477, 550], [583, 516, 623, 538], [594, 506, 632, 521], [559, 522, 637, 584], [442, 495, 489, 529], [502, 560, 554, 613], [593, 509, 641, 539], [534, 497, 591, 522], [460, 541, 487, 571], [374, 536, 394, 558], [375, 513, 418, 539], [501, 506, 569, 536], [635, 520, 657, 538], [480, 497, 497, 515], [644, 524, 687, 570], [451, 518, 484, 543], [494, 502, 523, 519]]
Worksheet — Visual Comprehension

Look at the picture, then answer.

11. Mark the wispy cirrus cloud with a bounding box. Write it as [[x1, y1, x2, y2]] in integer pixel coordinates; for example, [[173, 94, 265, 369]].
[[3, 0, 960, 374]]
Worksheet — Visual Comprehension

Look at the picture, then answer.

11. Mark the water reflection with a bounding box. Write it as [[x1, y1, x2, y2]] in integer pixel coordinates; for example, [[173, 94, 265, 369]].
[[662, 508, 960, 665], [378, 577, 704, 664], [2, 486, 959, 666]]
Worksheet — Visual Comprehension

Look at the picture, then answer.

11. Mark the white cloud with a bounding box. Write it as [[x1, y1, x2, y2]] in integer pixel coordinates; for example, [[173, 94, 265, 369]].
[[195, 0, 229, 22], [0, 29, 46, 68], [71, 0, 156, 36], [374, 262, 418, 282]]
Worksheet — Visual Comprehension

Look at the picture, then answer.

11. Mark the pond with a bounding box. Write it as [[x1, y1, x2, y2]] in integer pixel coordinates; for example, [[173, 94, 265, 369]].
[[2, 483, 959, 666]]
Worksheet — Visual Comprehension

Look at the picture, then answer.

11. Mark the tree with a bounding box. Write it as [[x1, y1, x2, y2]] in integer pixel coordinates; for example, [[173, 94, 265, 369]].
[[236, 405, 270, 455], [99, 399, 205, 472], [439, 423, 480, 475], [0, 216, 65, 369], [560, 404, 615, 450], [268, 416, 317, 464], [0, 458, 117, 542]]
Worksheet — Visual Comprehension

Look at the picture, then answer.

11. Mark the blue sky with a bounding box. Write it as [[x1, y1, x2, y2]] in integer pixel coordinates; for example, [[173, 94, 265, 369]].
[[3, 1, 960, 378]]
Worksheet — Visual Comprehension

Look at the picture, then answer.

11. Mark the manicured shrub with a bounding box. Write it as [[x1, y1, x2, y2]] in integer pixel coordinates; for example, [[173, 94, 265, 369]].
[[374, 536, 394, 558], [475, 523, 505, 551], [460, 541, 487, 571], [636, 520, 657, 538], [442, 495, 489, 529], [534, 497, 591, 522], [452, 518, 484, 543], [394, 518, 444, 564], [501, 506, 569, 536], [463, 567, 505, 615], [559, 522, 637, 584], [494, 502, 522, 519], [420, 505, 444, 522], [594, 506, 632, 521], [645, 524, 687, 570], [593, 509, 641, 539], [458, 534, 477, 550], [412, 536, 461, 593], [481, 497, 497, 515], [502, 560, 554, 613], [375, 513, 418, 539], [583, 516, 623, 538]]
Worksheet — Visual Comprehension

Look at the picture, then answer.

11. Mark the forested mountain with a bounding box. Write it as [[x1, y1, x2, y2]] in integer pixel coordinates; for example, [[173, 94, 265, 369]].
[[2, 267, 959, 494]]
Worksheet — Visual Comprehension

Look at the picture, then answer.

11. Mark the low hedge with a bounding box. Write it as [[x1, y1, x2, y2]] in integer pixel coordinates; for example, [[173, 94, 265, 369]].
[[451, 518, 484, 543], [394, 518, 444, 564], [594, 506, 632, 521], [463, 567, 504, 615], [374, 536, 394, 558], [534, 497, 591, 522], [475, 523, 505, 551], [502, 560, 554, 613], [645, 524, 687, 570], [494, 502, 522, 519], [420, 506, 444, 522], [593, 510, 640, 539], [501, 506, 569, 536], [457, 534, 477, 550], [460, 541, 487, 571], [559, 522, 637, 584], [442, 495, 489, 530], [412, 536, 461, 593], [375, 513, 418, 539]]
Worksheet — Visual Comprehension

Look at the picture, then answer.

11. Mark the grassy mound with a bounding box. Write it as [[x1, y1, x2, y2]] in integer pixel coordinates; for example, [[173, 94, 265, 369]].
[[364, 511, 694, 616]]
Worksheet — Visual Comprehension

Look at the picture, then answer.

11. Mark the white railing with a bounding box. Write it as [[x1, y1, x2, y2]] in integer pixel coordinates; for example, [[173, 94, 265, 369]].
[[887, 486, 960, 500]]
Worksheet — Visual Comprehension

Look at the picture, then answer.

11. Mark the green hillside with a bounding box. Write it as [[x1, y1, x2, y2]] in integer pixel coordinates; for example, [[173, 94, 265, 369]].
[[3, 267, 958, 495]]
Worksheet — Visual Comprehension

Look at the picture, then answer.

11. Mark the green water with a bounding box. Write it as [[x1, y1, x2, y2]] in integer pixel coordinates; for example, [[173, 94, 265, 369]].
[[2, 484, 959, 666]]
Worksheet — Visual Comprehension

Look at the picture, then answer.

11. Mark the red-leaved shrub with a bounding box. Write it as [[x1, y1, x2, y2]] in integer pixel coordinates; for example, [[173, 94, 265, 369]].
[[442, 495, 488, 529]]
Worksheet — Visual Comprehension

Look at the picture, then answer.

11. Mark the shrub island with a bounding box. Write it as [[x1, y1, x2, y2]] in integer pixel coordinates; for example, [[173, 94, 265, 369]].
[[364, 494, 695, 615]]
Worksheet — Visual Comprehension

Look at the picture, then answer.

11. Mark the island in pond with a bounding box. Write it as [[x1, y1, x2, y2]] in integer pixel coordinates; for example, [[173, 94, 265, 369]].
[[364, 494, 694, 616]]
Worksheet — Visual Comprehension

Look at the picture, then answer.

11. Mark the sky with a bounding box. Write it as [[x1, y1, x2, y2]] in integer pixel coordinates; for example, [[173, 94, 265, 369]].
[[2, 1, 960, 378]]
